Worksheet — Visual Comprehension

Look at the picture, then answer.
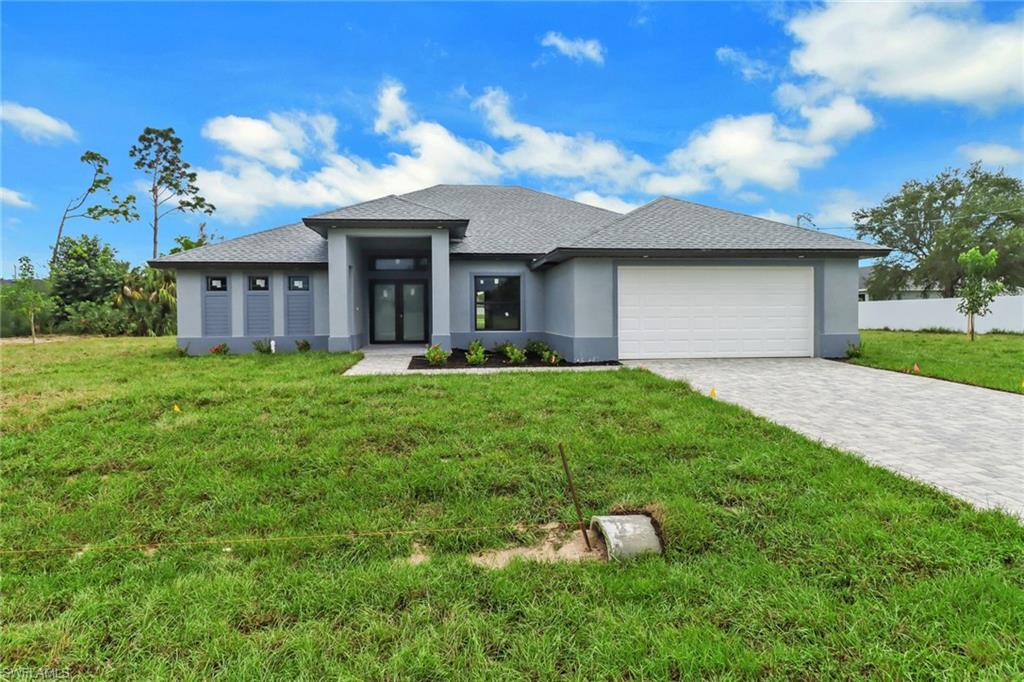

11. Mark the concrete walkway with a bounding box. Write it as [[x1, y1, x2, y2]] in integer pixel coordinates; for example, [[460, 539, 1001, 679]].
[[628, 358, 1024, 519], [345, 345, 621, 376]]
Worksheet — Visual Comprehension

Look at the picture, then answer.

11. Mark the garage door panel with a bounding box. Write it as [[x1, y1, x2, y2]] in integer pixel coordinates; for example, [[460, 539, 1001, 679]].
[[617, 266, 813, 359]]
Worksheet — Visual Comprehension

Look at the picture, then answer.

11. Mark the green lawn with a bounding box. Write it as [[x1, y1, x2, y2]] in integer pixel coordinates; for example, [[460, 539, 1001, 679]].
[[2, 338, 1022, 678], [851, 330, 1024, 393]]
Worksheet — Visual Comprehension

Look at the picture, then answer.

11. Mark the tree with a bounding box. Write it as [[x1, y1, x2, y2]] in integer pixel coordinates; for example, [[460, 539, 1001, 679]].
[[957, 247, 1005, 341], [1, 257, 54, 344], [129, 127, 215, 258], [854, 162, 1024, 299], [169, 222, 218, 254], [51, 151, 138, 265], [49, 234, 128, 317], [115, 266, 178, 336]]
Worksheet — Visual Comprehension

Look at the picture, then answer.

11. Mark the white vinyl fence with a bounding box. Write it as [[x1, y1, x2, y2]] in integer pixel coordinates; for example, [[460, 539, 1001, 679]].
[[859, 295, 1024, 333]]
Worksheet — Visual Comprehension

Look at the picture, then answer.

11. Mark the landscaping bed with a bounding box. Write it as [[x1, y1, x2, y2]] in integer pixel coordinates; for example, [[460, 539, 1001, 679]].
[[409, 347, 620, 370]]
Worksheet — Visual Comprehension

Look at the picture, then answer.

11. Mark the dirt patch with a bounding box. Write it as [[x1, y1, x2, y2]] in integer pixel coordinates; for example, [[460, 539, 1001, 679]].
[[409, 348, 620, 370], [469, 523, 606, 569], [0, 335, 84, 346], [406, 542, 429, 566]]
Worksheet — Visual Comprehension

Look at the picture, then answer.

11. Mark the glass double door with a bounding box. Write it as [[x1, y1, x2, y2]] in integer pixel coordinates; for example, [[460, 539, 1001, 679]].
[[371, 281, 427, 343]]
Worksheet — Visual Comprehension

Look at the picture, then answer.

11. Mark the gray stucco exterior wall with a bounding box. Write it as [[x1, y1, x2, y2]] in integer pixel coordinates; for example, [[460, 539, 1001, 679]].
[[174, 252, 861, 360], [177, 266, 328, 355]]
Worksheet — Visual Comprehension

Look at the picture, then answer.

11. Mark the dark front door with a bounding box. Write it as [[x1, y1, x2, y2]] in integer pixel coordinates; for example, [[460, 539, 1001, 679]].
[[371, 281, 427, 343]]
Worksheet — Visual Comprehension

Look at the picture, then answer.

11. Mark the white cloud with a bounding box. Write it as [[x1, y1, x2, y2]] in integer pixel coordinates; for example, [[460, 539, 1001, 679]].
[[197, 82, 501, 221], [374, 80, 413, 133], [473, 87, 651, 190], [0, 187, 33, 208], [756, 209, 796, 225], [958, 142, 1024, 168], [814, 188, 869, 226], [647, 92, 874, 194], [0, 101, 76, 143], [572, 191, 640, 213], [715, 47, 773, 81], [736, 191, 764, 204], [539, 32, 605, 65], [787, 2, 1024, 106], [800, 95, 874, 143]]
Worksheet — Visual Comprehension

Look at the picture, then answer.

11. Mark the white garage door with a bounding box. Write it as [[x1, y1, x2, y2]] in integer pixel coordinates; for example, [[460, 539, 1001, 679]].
[[617, 266, 814, 359]]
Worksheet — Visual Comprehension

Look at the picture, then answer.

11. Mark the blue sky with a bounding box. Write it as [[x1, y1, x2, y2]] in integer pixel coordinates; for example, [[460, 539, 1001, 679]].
[[2, 1, 1022, 274]]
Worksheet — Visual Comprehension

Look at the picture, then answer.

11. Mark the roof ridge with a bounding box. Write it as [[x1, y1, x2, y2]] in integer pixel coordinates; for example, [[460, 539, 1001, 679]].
[[564, 196, 667, 248], [391, 193, 466, 219], [303, 194, 407, 220]]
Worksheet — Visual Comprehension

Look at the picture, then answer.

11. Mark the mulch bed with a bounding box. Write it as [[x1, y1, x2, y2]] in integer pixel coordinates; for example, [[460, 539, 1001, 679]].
[[408, 348, 621, 370]]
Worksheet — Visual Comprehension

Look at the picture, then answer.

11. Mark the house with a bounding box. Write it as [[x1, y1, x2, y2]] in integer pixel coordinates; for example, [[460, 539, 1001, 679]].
[[858, 265, 944, 301], [150, 185, 889, 360]]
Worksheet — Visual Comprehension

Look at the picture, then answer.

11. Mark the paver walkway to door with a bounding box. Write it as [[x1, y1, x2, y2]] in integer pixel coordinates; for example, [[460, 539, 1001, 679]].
[[628, 358, 1024, 519]]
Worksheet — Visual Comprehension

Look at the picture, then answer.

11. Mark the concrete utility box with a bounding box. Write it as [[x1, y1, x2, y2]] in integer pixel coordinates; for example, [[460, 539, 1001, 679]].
[[589, 515, 662, 560]]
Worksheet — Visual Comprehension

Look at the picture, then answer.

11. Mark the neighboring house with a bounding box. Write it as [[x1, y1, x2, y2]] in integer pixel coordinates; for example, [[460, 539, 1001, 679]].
[[150, 185, 888, 360], [858, 265, 943, 301]]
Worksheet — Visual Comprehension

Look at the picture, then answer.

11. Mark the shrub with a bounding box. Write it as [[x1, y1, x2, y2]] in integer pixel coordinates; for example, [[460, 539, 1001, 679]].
[[494, 340, 515, 356], [541, 349, 561, 365], [503, 344, 527, 365], [846, 342, 863, 359], [60, 300, 134, 336], [425, 343, 450, 366], [467, 338, 485, 354], [295, 339, 311, 352], [176, 343, 191, 357], [526, 339, 550, 357], [252, 338, 273, 354], [209, 343, 229, 355], [466, 343, 487, 366]]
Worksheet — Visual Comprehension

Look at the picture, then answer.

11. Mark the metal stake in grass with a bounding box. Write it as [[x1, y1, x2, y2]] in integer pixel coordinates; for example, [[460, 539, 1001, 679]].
[[558, 442, 592, 551]]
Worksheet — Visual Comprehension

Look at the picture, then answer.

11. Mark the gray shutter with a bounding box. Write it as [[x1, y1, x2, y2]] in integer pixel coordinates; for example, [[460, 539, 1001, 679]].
[[203, 277, 231, 336], [245, 276, 273, 336], [285, 277, 314, 335]]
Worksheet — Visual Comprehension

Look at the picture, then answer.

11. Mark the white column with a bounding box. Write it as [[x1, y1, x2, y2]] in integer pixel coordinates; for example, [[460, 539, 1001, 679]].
[[230, 271, 245, 337], [430, 230, 451, 348], [327, 231, 351, 350], [272, 270, 285, 337]]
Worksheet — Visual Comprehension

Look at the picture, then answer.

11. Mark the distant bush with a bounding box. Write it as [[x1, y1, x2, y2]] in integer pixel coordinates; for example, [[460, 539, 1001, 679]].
[[494, 340, 515, 356], [61, 300, 134, 336], [252, 338, 273, 354], [295, 339, 311, 352], [425, 343, 450, 366]]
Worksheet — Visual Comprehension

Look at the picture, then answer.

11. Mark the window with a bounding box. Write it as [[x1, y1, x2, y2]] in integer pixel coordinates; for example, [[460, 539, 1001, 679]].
[[288, 275, 310, 291], [248, 275, 270, 291], [474, 276, 520, 331], [206, 276, 228, 292], [371, 257, 429, 271]]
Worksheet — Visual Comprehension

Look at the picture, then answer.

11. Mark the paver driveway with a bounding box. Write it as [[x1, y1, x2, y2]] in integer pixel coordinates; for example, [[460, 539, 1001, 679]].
[[628, 358, 1024, 519]]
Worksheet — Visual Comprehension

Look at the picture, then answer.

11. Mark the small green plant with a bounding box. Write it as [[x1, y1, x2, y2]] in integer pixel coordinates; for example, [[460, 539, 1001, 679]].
[[494, 340, 515, 356], [425, 343, 450, 366], [175, 343, 191, 357], [252, 338, 273, 354], [295, 339, 311, 352], [541, 349, 561, 365], [466, 342, 487, 366], [957, 247, 1005, 341], [526, 339, 550, 357], [209, 343, 229, 355], [845, 342, 863, 359], [503, 344, 527, 365]]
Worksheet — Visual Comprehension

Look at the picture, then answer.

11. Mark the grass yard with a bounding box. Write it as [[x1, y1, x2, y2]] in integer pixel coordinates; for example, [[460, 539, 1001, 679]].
[[850, 330, 1024, 393], [2, 337, 1023, 678]]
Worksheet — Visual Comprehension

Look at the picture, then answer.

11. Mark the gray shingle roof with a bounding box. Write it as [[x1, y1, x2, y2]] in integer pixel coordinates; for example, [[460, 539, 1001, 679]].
[[569, 197, 888, 253], [151, 186, 888, 268], [305, 194, 464, 222], [400, 185, 620, 254], [150, 223, 326, 266]]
